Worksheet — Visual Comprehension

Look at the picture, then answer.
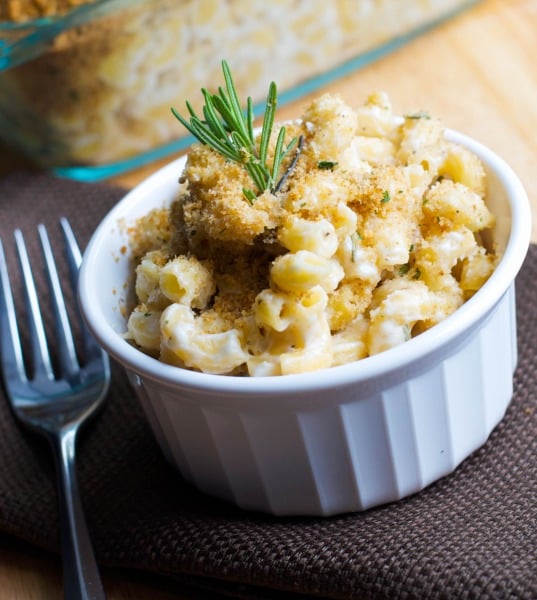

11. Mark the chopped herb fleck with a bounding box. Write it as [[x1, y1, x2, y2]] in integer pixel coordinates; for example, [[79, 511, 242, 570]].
[[381, 190, 391, 204], [318, 160, 338, 170], [350, 232, 361, 263], [405, 111, 431, 120], [398, 263, 410, 276]]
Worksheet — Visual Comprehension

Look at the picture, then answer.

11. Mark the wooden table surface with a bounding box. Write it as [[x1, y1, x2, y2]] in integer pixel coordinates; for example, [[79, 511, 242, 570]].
[[0, 0, 535, 597]]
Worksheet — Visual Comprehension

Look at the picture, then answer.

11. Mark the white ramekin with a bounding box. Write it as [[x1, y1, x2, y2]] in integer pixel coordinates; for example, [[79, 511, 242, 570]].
[[79, 130, 531, 516]]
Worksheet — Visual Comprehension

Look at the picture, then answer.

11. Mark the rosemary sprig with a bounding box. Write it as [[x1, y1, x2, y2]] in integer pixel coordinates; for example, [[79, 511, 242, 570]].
[[171, 60, 301, 200]]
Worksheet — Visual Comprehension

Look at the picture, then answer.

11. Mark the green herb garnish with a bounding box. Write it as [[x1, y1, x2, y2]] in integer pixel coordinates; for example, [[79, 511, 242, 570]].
[[405, 111, 431, 120], [171, 60, 301, 201], [381, 190, 391, 204], [350, 232, 360, 263], [318, 160, 338, 170], [242, 187, 257, 205]]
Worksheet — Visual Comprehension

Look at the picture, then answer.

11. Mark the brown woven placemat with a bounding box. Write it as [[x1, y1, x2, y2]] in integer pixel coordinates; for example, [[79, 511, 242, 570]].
[[0, 171, 536, 600]]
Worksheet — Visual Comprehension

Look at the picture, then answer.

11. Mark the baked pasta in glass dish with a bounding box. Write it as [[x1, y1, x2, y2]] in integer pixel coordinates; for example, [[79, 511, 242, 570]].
[[0, 0, 480, 179]]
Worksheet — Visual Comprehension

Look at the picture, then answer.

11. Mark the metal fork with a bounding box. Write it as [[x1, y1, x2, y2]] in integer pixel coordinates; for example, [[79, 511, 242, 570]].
[[0, 218, 109, 600]]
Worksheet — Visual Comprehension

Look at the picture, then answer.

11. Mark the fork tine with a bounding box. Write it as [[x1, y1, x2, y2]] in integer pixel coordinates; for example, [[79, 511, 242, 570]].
[[38, 223, 80, 379], [59, 217, 104, 364], [59, 217, 82, 272], [0, 237, 27, 385], [14, 229, 55, 382]]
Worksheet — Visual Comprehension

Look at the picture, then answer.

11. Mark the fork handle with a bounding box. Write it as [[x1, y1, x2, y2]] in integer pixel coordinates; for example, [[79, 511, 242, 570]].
[[52, 427, 106, 600]]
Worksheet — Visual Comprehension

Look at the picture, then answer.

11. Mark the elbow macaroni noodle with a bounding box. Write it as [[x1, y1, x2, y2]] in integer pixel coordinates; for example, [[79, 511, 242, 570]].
[[125, 92, 498, 376]]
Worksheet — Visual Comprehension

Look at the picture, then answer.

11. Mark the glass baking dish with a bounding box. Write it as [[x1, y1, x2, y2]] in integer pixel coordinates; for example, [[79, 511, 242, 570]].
[[0, 0, 480, 182]]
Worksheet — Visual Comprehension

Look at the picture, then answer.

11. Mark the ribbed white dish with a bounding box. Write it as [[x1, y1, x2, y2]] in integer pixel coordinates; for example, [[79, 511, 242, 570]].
[[79, 130, 531, 516]]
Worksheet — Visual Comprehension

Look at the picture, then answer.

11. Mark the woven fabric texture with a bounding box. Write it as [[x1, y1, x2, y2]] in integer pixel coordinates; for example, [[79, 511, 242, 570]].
[[0, 171, 535, 599]]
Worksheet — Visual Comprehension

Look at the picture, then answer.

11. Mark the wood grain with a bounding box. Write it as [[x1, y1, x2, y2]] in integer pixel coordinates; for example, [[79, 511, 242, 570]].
[[0, 0, 534, 596]]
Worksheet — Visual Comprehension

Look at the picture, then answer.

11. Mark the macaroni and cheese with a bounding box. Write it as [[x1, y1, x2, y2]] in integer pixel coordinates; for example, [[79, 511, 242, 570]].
[[125, 92, 497, 376]]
